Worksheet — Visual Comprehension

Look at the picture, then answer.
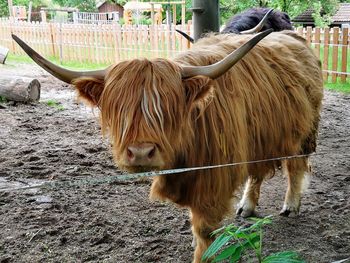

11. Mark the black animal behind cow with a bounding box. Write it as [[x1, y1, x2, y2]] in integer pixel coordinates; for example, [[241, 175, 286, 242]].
[[222, 7, 293, 34], [177, 8, 293, 43]]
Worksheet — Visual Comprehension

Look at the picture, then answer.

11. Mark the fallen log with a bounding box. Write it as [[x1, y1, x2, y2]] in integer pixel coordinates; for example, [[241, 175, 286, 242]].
[[0, 77, 41, 102], [0, 46, 9, 64]]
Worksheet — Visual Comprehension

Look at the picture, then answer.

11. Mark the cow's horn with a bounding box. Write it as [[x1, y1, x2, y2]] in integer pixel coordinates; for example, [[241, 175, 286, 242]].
[[175, 29, 194, 44], [240, 8, 274, 34], [12, 34, 107, 84], [181, 29, 273, 79]]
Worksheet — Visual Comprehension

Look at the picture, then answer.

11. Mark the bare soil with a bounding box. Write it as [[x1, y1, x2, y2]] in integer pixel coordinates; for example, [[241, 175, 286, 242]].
[[0, 63, 349, 263]]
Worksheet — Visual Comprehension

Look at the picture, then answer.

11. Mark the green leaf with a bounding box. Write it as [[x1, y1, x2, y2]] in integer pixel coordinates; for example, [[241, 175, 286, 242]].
[[202, 234, 232, 260], [239, 233, 260, 251], [263, 251, 306, 263], [248, 215, 273, 223], [213, 244, 241, 262], [230, 246, 244, 263], [211, 224, 233, 236], [235, 230, 259, 241]]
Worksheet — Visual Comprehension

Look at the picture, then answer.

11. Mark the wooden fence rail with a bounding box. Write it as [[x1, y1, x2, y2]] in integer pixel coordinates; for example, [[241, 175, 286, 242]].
[[0, 19, 349, 83]]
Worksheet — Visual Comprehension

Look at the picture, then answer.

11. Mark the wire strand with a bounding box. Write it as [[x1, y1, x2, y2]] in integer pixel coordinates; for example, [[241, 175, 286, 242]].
[[0, 152, 325, 193]]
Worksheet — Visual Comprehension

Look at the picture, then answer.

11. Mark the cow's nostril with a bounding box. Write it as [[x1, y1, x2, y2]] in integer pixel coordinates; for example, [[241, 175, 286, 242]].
[[127, 148, 134, 159], [148, 147, 156, 159]]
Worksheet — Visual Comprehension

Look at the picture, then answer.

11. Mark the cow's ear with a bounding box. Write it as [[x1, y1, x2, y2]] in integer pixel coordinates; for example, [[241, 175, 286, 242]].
[[183, 75, 214, 110], [72, 77, 104, 107]]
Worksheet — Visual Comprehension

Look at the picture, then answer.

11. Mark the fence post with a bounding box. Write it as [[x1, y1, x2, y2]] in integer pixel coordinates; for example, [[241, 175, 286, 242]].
[[331, 27, 339, 83], [59, 22, 63, 64], [340, 27, 348, 83], [40, 11, 46, 23], [9, 19, 16, 54], [49, 23, 55, 57], [314, 27, 320, 58], [73, 12, 78, 24], [306, 26, 312, 46], [296, 26, 303, 37], [323, 27, 330, 82]]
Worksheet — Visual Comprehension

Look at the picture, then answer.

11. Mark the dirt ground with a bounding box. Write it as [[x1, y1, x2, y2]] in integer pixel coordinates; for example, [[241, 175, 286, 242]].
[[0, 63, 349, 263]]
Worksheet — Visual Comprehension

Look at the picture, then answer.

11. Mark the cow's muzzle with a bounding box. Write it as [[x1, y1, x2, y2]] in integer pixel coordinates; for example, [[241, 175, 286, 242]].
[[124, 143, 163, 170]]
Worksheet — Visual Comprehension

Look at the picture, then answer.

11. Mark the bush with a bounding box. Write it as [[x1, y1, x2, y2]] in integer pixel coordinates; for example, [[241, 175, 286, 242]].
[[202, 216, 305, 263]]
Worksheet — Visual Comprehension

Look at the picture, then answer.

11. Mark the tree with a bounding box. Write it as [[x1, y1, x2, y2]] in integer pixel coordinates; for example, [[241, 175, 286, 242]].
[[51, 0, 97, 12], [219, 0, 341, 26], [0, 0, 42, 17]]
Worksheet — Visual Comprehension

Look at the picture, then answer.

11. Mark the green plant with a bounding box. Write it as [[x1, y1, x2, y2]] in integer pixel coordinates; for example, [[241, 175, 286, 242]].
[[0, 96, 7, 103], [45, 100, 64, 111], [202, 216, 305, 263]]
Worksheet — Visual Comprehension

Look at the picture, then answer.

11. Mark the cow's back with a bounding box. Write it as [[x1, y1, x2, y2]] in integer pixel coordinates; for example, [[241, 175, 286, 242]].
[[174, 31, 323, 175]]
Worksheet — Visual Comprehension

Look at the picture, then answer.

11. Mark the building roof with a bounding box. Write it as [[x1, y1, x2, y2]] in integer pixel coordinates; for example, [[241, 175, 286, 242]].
[[292, 3, 350, 25], [123, 1, 162, 11], [332, 3, 350, 22], [292, 8, 315, 24], [96, 1, 124, 9]]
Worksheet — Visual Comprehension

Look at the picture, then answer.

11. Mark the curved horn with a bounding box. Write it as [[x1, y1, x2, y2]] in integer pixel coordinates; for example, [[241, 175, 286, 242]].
[[12, 34, 107, 84], [240, 8, 274, 34], [175, 29, 194, 43], [181, 29, 273, 79]]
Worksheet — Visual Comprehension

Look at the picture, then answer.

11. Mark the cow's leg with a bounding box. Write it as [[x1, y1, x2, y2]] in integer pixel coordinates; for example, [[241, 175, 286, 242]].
[[280, 157, 310, 216], [236, 176, 264, 217], [190, 208, 226, 263]]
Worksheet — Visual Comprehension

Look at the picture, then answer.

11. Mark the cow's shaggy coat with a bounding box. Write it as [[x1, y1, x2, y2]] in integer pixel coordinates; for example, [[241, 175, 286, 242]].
[[74, 31, 323, 262]]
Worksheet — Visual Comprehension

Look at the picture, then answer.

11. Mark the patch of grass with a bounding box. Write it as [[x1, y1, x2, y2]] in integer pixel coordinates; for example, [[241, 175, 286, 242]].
[[7, 54, 109, 71], [315, 45, 350, 72], [45, 99, 64, 111], [7, 53, 35, 64], [0, 96, 7, 103], [202, 216, 305, 263], [324, 81, 350, 93]]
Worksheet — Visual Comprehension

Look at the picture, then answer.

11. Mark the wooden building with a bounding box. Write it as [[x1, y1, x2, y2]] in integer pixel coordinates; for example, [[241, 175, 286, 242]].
[[292, 3, 350, 27], [97, 1, 124, 18]]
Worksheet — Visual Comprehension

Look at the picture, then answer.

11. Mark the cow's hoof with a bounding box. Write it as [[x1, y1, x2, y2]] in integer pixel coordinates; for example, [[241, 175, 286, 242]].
[[279, 204, 299, 217], [279, 208, 291, 217], [236, 206, 255, 218]]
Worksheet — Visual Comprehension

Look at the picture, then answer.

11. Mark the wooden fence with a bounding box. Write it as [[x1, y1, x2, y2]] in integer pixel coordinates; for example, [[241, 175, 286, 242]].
[[0, 19, 349, 83], [0, 19, 191, 65], [297, 27, 349, 83]]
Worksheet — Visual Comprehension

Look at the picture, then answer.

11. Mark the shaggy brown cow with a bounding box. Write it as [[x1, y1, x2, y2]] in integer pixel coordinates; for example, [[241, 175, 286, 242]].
[[13, 30, 323, 262]]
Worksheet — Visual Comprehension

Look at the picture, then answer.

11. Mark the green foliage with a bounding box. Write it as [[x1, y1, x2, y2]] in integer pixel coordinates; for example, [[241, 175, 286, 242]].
[[0, 0, 43, 17], [0, 0, 9, 17], [202, 216, 305, 263], [51, 0, 97, 11], [0, 96, 7, 103], [311, 1, 338, 27], [263, 251, 307, 263], [45, 100, 64, 110], [113, 0, 127, 6], [133, 15, 152, 25]]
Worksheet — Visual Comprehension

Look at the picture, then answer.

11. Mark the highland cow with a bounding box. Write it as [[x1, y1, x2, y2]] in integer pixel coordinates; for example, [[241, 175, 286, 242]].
[[13, 29, 323, 263]]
